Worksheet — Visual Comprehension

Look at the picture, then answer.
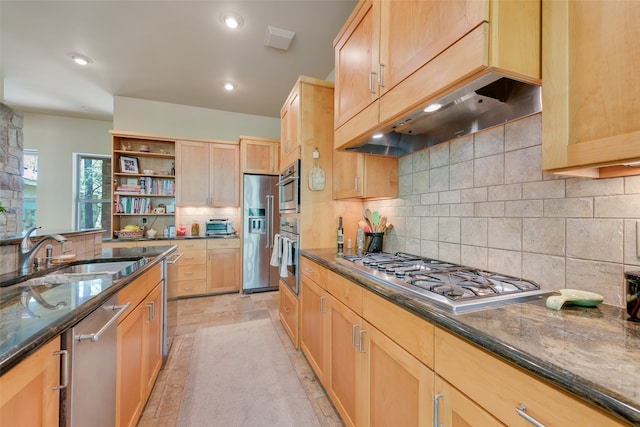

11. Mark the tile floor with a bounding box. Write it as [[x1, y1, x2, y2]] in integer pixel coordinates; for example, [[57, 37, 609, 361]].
[[138, 291, 344, 427]]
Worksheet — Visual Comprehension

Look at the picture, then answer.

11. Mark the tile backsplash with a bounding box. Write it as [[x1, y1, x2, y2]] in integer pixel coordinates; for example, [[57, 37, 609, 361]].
[[365, 113, 640, 307]]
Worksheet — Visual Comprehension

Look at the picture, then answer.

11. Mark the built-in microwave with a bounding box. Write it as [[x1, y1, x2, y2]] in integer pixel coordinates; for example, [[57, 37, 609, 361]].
[[278, 159, 300, 213]]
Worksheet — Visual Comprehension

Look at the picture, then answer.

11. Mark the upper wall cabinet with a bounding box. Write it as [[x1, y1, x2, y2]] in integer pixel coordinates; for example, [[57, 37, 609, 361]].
[[333, 0, 541, 150], [240, 136, 279, 175], [280, 87, 300, 169], [542, 1, 640, 178], [175, 140, 239, 207]]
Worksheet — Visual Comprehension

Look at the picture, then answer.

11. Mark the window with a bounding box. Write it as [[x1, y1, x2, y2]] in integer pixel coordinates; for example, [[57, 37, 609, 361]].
[[23, 149, 38, 230], [75, 154, 111, 236]]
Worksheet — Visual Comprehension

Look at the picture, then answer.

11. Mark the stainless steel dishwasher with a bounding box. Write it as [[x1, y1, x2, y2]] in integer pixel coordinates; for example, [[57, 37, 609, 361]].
[[60, 295, 130, 427]]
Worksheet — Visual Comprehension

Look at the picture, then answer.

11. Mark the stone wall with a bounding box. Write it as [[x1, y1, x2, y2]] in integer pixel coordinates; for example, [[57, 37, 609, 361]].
[[0, 103, 23, 237]]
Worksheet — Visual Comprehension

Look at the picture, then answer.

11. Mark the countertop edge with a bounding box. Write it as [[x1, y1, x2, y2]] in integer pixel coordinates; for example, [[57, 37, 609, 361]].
[[300, 250, 640, 426], [0, 245, 177, 375]]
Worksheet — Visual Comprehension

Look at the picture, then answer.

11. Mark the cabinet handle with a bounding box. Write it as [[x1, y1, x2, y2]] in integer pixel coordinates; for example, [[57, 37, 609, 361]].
[[320, 296, 325, 313], [53, 349, 69, 390], [516, 405, 546, 427], [147, 301, 155, 322], [433, 393, 443, 427], [305, 267, 314, 274], [183, 287, 194, 290], [351, 324, 360, 347], [368, 71, 377, 94], [283, 306, 290, 313], [358, 329, 367, 353], [167, 252, 184, 264], [354, 176, 359, 192], [377, 63, 384, 87], [184, 271, 193, 276]]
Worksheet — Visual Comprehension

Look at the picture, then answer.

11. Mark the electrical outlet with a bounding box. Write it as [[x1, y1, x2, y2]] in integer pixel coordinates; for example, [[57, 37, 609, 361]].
[[142, 217, 147, 225]]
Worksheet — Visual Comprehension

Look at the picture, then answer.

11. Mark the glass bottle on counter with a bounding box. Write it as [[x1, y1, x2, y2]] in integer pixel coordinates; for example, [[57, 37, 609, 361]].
[[337, 216, 344, 256]]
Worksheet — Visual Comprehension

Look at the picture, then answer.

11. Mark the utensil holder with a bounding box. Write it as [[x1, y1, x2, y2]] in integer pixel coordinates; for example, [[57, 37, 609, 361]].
[[625, 271, 640, 322], [365, 232, 384, 253]]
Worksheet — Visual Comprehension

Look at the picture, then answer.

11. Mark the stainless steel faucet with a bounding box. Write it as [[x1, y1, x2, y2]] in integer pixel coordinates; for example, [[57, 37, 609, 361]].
[[19, 226, 67, 273]]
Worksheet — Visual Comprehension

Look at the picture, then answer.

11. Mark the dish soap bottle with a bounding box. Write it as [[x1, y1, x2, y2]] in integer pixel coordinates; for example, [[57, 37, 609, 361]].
[[337, 216, 344, 256]]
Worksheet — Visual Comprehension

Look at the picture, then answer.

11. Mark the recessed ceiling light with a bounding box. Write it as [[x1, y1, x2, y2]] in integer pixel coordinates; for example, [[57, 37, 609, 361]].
[[70, 53, 93, 66], [224, 82, 235, 91], [221, 13, 243, 29]]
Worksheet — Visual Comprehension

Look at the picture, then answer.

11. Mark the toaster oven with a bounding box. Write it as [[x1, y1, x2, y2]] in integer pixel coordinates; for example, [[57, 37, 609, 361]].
[[206, 219, 235, 236]]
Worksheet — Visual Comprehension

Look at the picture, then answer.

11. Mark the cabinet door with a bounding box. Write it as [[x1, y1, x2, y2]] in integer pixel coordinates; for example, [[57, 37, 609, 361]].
[[143, 283, 163, 397], [207, 248, 240, 293], [334, 152, 398, 200], [281, 91, 300, 168], [0, 337, 61, 427], [241, 138, 279, 174], [334, 0, 380, 130], [328, 298, 362, 427], [209, 143, 239, 206], [279, 280, 299, 348], [300, 274, 329, 385], [334, 151, 364, 199], [543, 0, 640, 175], [116, 304, 145, 427], [176, 140, 210, 206], [378, 0, 486, 97], [360, 321, 434, 427], [434, 375, 505, 427]]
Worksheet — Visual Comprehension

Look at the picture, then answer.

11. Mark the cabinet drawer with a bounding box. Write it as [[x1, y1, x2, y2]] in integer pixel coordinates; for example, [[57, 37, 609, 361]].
[[176, 279, 207, 296], [117, 263, 162, 321], [177, 249, 206, 265], [300, 257, 328, 289], [362, 290, 434, 369], [327, 270, 362, 316], [177, 264, 206, 281], [172, 239, 207, 251], [434, 328, 627, 427], [207, 238, 240, 249]]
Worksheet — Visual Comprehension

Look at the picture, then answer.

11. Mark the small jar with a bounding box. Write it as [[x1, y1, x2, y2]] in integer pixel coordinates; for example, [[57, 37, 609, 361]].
[[191, 222, 200, 237]]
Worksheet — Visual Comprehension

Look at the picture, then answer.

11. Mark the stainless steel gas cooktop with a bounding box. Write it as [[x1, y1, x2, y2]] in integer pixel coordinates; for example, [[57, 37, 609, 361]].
[[336, 252, 552, 313]]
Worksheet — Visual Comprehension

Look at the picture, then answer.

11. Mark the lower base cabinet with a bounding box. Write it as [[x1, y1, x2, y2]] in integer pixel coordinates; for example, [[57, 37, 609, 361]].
[[0, 337, 62, 427], [434, 376, 504, 427], [278, 281, 299, 348], [116, 264, 163, 427], [207, 239, 240, 294]]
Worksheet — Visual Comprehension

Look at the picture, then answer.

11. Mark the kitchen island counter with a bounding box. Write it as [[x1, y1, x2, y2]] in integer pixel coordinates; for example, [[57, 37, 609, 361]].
[[301, 248, 640, 426], [0, 245, 176, 374]]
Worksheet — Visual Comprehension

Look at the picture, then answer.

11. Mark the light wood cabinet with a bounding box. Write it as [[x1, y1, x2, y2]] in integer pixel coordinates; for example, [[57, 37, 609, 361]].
[[176, 140, 239, 207], [334, 151, 398, 199], [0, 337, 61, 427], [116, 264, 163, 427], [279, 280, 299, 348], [206, 238, 240, 294], [240, 136, 279, 175], [434, 327, 628, 427], [172, 239, 207, 297], [110, 132, 177, 238], [334, 0, 541, 150], [280, 87, 300, 169], [542, 0, 640, 177], [300, 273, 330, 385]]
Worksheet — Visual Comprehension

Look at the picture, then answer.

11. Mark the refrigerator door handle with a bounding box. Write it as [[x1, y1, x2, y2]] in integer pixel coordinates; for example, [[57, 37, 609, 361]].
[[266, 195, 273, 248]]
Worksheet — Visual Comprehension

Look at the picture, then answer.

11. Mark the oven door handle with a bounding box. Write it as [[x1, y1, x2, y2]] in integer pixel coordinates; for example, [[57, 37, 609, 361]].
[[277, 175, 299, 186]]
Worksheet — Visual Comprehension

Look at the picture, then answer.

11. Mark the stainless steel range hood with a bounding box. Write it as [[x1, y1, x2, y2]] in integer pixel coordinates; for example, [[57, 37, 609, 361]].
[[342, 73, 542, 157]]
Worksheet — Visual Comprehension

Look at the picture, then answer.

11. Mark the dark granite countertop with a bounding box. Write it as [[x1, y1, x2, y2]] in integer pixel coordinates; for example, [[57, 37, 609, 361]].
[[0, 245, 177, 375], [301, 248, 640, 426], [104, 234, 240, 243]]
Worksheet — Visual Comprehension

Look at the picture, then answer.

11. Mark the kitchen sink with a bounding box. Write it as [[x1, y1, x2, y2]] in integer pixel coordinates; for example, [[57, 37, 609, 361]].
[[55, 260, 141, 275], [41, 257, 148, 283]]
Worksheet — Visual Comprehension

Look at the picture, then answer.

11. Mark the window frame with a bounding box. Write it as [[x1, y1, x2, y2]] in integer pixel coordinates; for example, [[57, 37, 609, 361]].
[[73, 152, 112, 233]]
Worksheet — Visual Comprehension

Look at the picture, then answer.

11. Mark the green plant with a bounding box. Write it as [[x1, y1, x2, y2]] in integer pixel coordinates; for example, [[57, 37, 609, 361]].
[[0, 203, 5, 213]]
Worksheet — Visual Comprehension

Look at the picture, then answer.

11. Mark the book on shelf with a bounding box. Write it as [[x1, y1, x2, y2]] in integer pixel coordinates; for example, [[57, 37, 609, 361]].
[[114, 195, 153, 214]]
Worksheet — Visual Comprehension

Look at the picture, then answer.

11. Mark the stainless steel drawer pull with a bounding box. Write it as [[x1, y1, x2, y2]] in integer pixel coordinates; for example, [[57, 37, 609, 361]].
[[433, 393, 443, 427], [167, 252, 184, 264], [368, 71, 376, 94], [53, 349, 69, 390], [319, 296, 325, 313], [351, 324, 359, 347], [377, 63, 384, 87], [516, 405, 546, 427], [76, 303, 131, 342], [147, 301, 155, 322], [358, 329, 367, 353]]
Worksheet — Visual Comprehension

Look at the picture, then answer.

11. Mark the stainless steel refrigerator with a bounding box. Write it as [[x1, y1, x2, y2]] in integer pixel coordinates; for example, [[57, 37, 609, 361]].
[[242, 174, 280, 293]]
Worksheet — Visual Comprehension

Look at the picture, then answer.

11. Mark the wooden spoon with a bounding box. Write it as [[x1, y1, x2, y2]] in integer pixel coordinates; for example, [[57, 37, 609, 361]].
[[378, 216, 387, 232], [364, 208, 373, 228]]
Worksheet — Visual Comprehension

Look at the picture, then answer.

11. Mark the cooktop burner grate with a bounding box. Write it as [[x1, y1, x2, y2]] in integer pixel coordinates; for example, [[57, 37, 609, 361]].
[[336, 252, 552, 312]]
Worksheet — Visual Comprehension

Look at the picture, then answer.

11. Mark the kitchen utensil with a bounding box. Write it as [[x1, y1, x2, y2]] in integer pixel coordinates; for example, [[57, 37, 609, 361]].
[[364, 232, 384, 253], [364, 209, 373, 228], [372, 211, 380, 229], [545, 289, 604, 311], [378, 216, 387, 232], [625, 271, 640, 321]]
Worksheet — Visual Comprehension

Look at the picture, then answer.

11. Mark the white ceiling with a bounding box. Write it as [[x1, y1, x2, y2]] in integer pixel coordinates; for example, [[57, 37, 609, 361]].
[[0, 0, 357, 121]]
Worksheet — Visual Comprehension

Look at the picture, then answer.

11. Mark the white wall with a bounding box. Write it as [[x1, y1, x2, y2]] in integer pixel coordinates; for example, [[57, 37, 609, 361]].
[[23, 113, 112, 231], [113, 96, 280, 141]]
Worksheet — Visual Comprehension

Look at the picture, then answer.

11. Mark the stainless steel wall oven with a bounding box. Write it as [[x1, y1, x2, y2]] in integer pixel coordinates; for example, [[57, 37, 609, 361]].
[[278, 159, 300, 214], [279, 216, 299, 295]]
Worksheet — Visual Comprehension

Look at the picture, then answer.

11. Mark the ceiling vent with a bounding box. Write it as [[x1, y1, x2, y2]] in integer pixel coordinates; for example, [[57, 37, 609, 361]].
[[264, 25, 295, 51]]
